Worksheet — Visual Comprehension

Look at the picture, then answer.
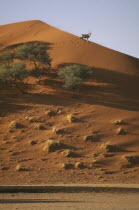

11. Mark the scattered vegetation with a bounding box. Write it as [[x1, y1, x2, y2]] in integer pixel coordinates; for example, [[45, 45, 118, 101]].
[[67, 114, 78, 123], [0, 62, 29, 92], [0, 51, 14, 66], [52, 126, 66, 135], [15, 43, 51, 75], [113, 119, 126, 125], [1, 45, 93, 93], [84, 134, 100, 142], [101, 142, 121, 152], [121, 155, 139, 168], [116, 127, 126, 135], [9, 120, 21, 129], [58, 64, 93, 89], [75, 162, 85, 169], [34, 123, 45, 130], [25, 116, 36, 123], [61, 163, 74, 169], [43, 140, 62, 153], [62, 149, 78, 158], [45, 109, 56, 117], [0, 42, 51, 92], [15, 164, 26, 171], [0, 63, 29, 83]]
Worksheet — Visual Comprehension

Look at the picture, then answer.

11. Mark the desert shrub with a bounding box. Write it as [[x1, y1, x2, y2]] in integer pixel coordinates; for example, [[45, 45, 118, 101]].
[[0, 51, 14, 66], [0, 63, 29, 83], [10, 63, 29, 82], [15, 43, 51, 74], [58, 64, 92, 89], [0, 63, 29, 93]]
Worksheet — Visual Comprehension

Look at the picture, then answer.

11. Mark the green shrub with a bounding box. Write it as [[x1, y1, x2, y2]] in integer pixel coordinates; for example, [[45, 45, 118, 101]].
[[10, 63, 29, 82], [15, 43, 51, 71], [0, 63, 29, 84], [0, 51, 14, 66], [58, 64, 92, 89]]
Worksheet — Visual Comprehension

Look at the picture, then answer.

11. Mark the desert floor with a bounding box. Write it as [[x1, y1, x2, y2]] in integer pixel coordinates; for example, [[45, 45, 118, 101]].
[[0, 20, 139, 185]]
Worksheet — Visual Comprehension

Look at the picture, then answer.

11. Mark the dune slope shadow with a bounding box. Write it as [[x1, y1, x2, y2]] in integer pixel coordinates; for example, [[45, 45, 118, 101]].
[[1, 62, 139, 113], [46, 63, 139, 111], [78, 67, 139, 111], [22, 65, 139, 111]]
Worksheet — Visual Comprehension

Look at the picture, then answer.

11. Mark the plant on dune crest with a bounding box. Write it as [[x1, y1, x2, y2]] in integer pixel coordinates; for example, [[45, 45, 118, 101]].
[[58, 64, 93, 89], [15, 43, 51, 76]]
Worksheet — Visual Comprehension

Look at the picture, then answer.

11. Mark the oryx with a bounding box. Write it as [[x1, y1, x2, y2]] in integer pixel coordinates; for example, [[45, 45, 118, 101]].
[[80, 33, 92, 40]]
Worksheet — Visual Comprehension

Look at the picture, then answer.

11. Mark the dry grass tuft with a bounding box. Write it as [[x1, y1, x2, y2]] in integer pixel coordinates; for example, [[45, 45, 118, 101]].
[[9, 121, 21, 129], [116, 127, 126, 135], [62, 149, 78, 157], [67, 114, 78, 123], [15, 164, 25, 171], [61, 163, 74, 169], [34, 123, 45, 130], [52, 127, 66, 135], [121, 155, 139, 168], [43, 140, 62, 153], [113, 120, 126, 125], [101, 142, 121, 152], [84, 134, 100, 142], [75, 162, 85, 169]]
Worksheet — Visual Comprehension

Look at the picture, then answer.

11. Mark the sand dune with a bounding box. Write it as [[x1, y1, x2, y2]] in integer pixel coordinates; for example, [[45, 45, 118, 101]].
[[0, 20, 139, 185], [0, 20, 139, 75]]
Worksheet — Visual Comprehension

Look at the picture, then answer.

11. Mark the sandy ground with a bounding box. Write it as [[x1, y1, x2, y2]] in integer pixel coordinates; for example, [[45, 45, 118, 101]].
[[0, 191, 139, 210], [0, 20, 139, 185]]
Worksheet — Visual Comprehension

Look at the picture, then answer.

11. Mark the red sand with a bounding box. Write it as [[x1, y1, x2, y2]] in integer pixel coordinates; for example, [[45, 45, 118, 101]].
[[0, 20, 139, 185]]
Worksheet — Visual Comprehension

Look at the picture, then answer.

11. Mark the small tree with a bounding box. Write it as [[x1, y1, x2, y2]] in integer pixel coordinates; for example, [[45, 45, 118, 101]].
[[10, 63, 29, 83], [0, 51, 14, 66], [15, 43, 51, 71], [0, 63, 29, 92], [58, 64, 92, 89]]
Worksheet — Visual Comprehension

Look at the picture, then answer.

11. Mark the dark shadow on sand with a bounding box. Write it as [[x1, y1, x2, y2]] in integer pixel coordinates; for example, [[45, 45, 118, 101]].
[[0, 198, 86, 204], [1, 62, 139, 116]]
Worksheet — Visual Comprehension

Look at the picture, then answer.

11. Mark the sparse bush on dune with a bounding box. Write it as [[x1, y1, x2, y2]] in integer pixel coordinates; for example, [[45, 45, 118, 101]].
[[0, 63, 29, 92], [62, 149, 78, 158], [121, 155, 139, 168], [0, 50, 30, 89], [15, 164, 24, 171], [101, 142, 121, 152], [67, 114, 78, 123], [43, 140, 61, 153], [10, 63, 29, 83], [9, 120, 21, 129], [52, 126, 66, 134], [116, 127, 126, 135], [0, 43, 52, 91], [84, 134, 100, 142], [15, 43, 51, 76], [0, 51, 14, 66], [25, 116, 36, 123], [75, 162, 85, 169], [61, 163, 74, 169], [34, 123, 45, 130], [58, 64, 93, 89], [113, 119, 126, 125]]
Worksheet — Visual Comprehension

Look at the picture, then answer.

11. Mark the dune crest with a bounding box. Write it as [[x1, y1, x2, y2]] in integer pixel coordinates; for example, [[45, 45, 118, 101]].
[[0, 20, 139, 75]]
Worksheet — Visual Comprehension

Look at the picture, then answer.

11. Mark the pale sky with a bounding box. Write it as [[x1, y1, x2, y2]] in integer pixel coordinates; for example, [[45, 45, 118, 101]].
[[0, 0, 139, 58]]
